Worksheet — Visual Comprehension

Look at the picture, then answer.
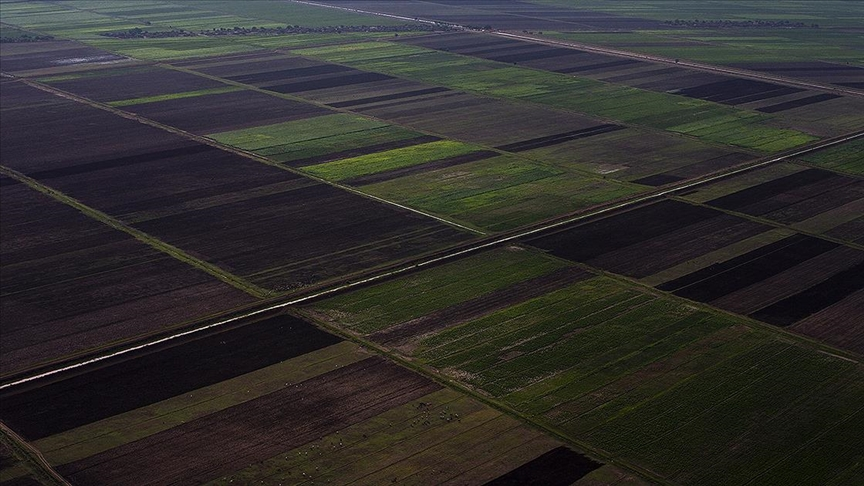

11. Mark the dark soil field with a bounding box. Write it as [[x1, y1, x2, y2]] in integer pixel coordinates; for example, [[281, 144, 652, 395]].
[[484, 446, 601, 486], [121, 88, 330, 134], [657, 234, 864, 344], [287, 134, 441, 167], [361, 94, 602, 147], [526, 199, 771, 278], [757, 93, 843, 113], [328, 86, 452, 108], [751, 261, 864, 327], [0, 41, 126, 73], [370, 267, 592, 349], [495, 124, 624, 152], [56, 357, 440, 485], [44, 66, 225, 102], [0, 177, 255, 377], [732, 61, 864, 90], [131, 182, 472, 289], [0, 315, 338, 440], [2, 82, 472, 292], [791, 290, 864, 353], [662, 235, 839, 299], [704, 167, 864, 227]]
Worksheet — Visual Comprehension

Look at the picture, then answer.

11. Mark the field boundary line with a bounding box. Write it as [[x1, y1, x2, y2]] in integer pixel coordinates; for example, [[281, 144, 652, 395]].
[[0, 422, 70, 486], [0, 166, 269, 298], [3, 131, 860, 391], [817, 351, 860, 364]]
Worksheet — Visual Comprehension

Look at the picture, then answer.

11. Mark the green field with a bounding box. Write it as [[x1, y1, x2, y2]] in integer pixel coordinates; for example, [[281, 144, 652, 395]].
[[204, 114, 446, 167], [520, 127, 750, 181], [313, 247, 570, 334], [207, 114, 388, 151], [361, 155, 644, 231], [308, 248, 864, 486], [293, 42, 819, 152], [302, 140, 481, 182], [799, 138, 864, 176]]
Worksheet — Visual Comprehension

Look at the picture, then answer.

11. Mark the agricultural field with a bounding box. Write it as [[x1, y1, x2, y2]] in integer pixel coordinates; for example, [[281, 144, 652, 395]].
[[527, 198, 864, 353], [680, 163, 864, 244], [797, 138, 864, 176], [308, 247, 864, 486], [291, 40, 825, 152], [0, 174, 255, 377], [398, 33, 864, 137], [0, 313, 635, 486], [318, 1, 863, 77], [2, 1, 863, 485], [1, 82, 472, 294]]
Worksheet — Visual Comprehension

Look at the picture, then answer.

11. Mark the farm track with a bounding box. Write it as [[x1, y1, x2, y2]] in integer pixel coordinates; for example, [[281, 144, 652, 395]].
[[0, 422, 69, 486], [3, 127, 861, 391], [292, 0, 864, 98]]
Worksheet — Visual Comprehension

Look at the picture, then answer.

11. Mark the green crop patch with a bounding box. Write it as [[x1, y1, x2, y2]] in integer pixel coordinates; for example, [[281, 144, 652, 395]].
[[302, 140, 481, 182], [207, 113, 388, 151], [311, 247, 570, 334], [108, 86, 241, 107], [309, 247, 864, 486], [799, 138, 864, 176], [361, 155, 643, 231]]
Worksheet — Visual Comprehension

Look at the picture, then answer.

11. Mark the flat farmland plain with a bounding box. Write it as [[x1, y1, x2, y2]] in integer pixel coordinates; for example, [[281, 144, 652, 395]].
[[1, 82, 472, 293], [2, 2, 862, 485], [308, 248, 864, 486], [293, 40, 820, 152], [0, 314, 634, 486], [402, 33, 864, 137]]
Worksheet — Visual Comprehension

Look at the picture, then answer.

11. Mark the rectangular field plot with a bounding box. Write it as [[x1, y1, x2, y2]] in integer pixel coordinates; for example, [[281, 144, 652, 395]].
[[798, 138, 864, 176], [0, 314, 615, 486], [357, 93, 606, 147], [118, 88, 330, 134], [307, 248, 864, 486], [358, 154, 644, 232], [0, 177, 255, 378], [302, 140, 486, 183], [658, 235, 864, 352], [206, 113, 439, 166], [0, 40, 128, 74], [1, 84, 472, 292], [526, 197, 863, 351], [357, 36, 824, 151], [683, 164, 864, 243], [527, 199, 773, 278], [520, 126, 755, 183], [40, 65, 226, 102]]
